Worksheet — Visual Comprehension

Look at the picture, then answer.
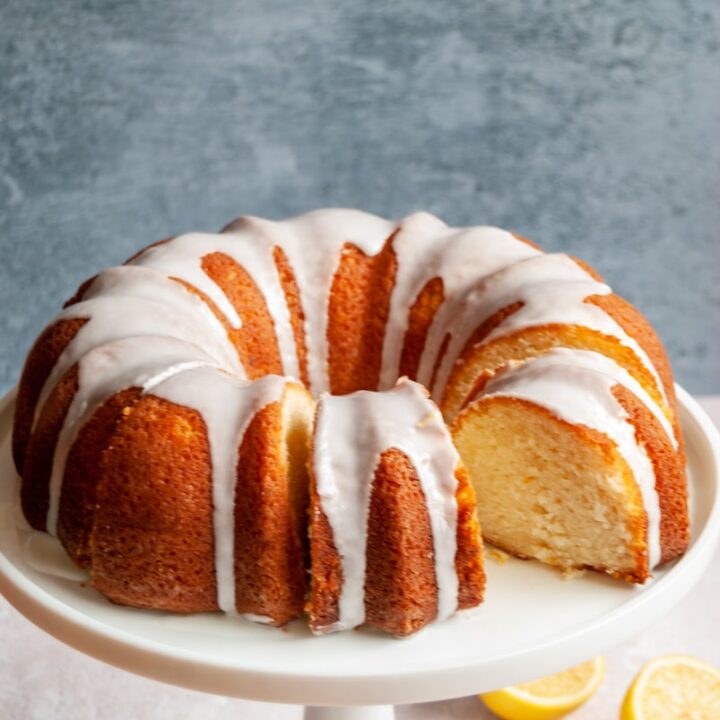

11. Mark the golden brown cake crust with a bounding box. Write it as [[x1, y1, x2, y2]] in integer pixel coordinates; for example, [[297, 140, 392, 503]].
[[90, 395, 218, 612], [589, 292, 684, 463], [441, 300, 524, 407], [307, 477, 343, 631], [63, 275, 97, 306], [12, 261, 251, 478], [452, 322, 674, 423], [395, 234, 537, 388], [440, 256, 679, 432], [364, 448, 439, 636], [59, 387, 143, 568], [233, 399, 306, 625], [453, 464, 486, 609], [201, 252, 283, 379], [309, 447, 485, 636], [327, 238, 397, 395], [13, 318, 87, 474], [572, 257, 679, 431], [429, 332, 451, 393], [273, 246, 310, 387], [21, 366, 79, 531], [612, 385, 689, 565], [400, 277, 445, 382]]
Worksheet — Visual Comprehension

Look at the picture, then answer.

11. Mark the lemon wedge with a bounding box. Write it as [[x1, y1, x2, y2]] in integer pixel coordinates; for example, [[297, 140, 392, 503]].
[[480, 656, 605, 720], [620, 654, 720, 720]]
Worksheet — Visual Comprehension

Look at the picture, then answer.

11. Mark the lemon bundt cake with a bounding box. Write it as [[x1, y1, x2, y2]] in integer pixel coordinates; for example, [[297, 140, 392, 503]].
[[12, 208, 689, 635]]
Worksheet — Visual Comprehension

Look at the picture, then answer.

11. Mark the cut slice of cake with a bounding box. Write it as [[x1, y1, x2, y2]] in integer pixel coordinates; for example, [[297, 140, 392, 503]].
[[451, 349, 688, 583]]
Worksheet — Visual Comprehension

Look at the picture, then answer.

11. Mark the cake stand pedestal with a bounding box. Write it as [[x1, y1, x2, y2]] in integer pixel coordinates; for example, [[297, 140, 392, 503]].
[[304, 707, 393, 720], [2, 387, 720, 720]]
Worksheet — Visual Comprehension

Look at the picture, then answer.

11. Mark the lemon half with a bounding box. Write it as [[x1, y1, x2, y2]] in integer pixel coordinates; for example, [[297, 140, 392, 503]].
[[480, 656, 605, 720], [620, 654, 720, 720]]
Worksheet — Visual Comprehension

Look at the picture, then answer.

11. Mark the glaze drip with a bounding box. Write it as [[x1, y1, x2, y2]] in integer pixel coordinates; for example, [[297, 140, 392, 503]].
[[34, 265, 242, 431], [313, 378, 461, 632]]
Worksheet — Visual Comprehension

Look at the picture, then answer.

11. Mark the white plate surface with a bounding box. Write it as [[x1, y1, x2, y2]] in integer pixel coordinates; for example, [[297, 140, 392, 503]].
[[1, 386, 719, 705]]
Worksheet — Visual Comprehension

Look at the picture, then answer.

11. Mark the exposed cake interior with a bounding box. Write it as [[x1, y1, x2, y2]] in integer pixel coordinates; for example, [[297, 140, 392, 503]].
[[453, 396, 647, 582]]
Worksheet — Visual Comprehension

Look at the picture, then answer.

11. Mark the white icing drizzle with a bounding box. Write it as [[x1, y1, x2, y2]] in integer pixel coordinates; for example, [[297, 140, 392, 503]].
[[33, 266, 242, 430], [241, 613, 275, 625], [129, 233, 300, 380], [479, 348, 665, 568], [419, 253, 668, 413], [312, 378, 460, 633], [223, 209, 396, 394], [379, 214, 541, 390], [36, 210, 396, 617], [46, 336, 220, 535], [149, 369, 288, 614]]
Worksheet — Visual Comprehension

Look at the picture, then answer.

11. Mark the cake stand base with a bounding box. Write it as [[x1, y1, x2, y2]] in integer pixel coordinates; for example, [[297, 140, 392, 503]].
[[304, 706, 394, 720]]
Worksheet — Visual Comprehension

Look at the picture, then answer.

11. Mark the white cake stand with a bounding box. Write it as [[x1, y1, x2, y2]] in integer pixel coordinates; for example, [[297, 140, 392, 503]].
[[1, 386, 719, 720]]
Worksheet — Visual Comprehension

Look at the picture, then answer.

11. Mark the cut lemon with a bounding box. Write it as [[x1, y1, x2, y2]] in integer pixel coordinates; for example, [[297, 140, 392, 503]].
[[620, 654, 720, 720], [480, 656, 605, 720]]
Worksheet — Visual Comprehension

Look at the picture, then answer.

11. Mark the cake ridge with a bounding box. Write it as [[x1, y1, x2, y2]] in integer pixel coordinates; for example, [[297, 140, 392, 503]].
[[129, 233, 300, 378], [311, 378, 464, 634], [46, 336, 220, 536]]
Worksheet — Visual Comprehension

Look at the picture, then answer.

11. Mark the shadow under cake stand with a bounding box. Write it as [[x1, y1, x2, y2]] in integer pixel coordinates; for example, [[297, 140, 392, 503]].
[[1, 386, 719, 720]]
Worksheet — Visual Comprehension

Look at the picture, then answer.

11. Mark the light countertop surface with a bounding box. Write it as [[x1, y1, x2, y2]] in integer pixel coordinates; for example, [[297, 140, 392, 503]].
[[2, 397, 719, 720]]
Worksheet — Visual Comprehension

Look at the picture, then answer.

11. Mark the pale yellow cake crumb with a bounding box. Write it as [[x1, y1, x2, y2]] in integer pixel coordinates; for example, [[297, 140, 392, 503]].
[[562, 567, 587, 580], [486, 547, 510, 565]]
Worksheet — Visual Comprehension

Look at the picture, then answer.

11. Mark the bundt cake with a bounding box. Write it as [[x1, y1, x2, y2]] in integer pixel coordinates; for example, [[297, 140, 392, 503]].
[[12, 208, 689, 636]]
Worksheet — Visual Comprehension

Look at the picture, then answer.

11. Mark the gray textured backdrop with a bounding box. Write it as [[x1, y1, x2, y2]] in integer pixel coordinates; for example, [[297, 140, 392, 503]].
[[1, 1, 718, 394]]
